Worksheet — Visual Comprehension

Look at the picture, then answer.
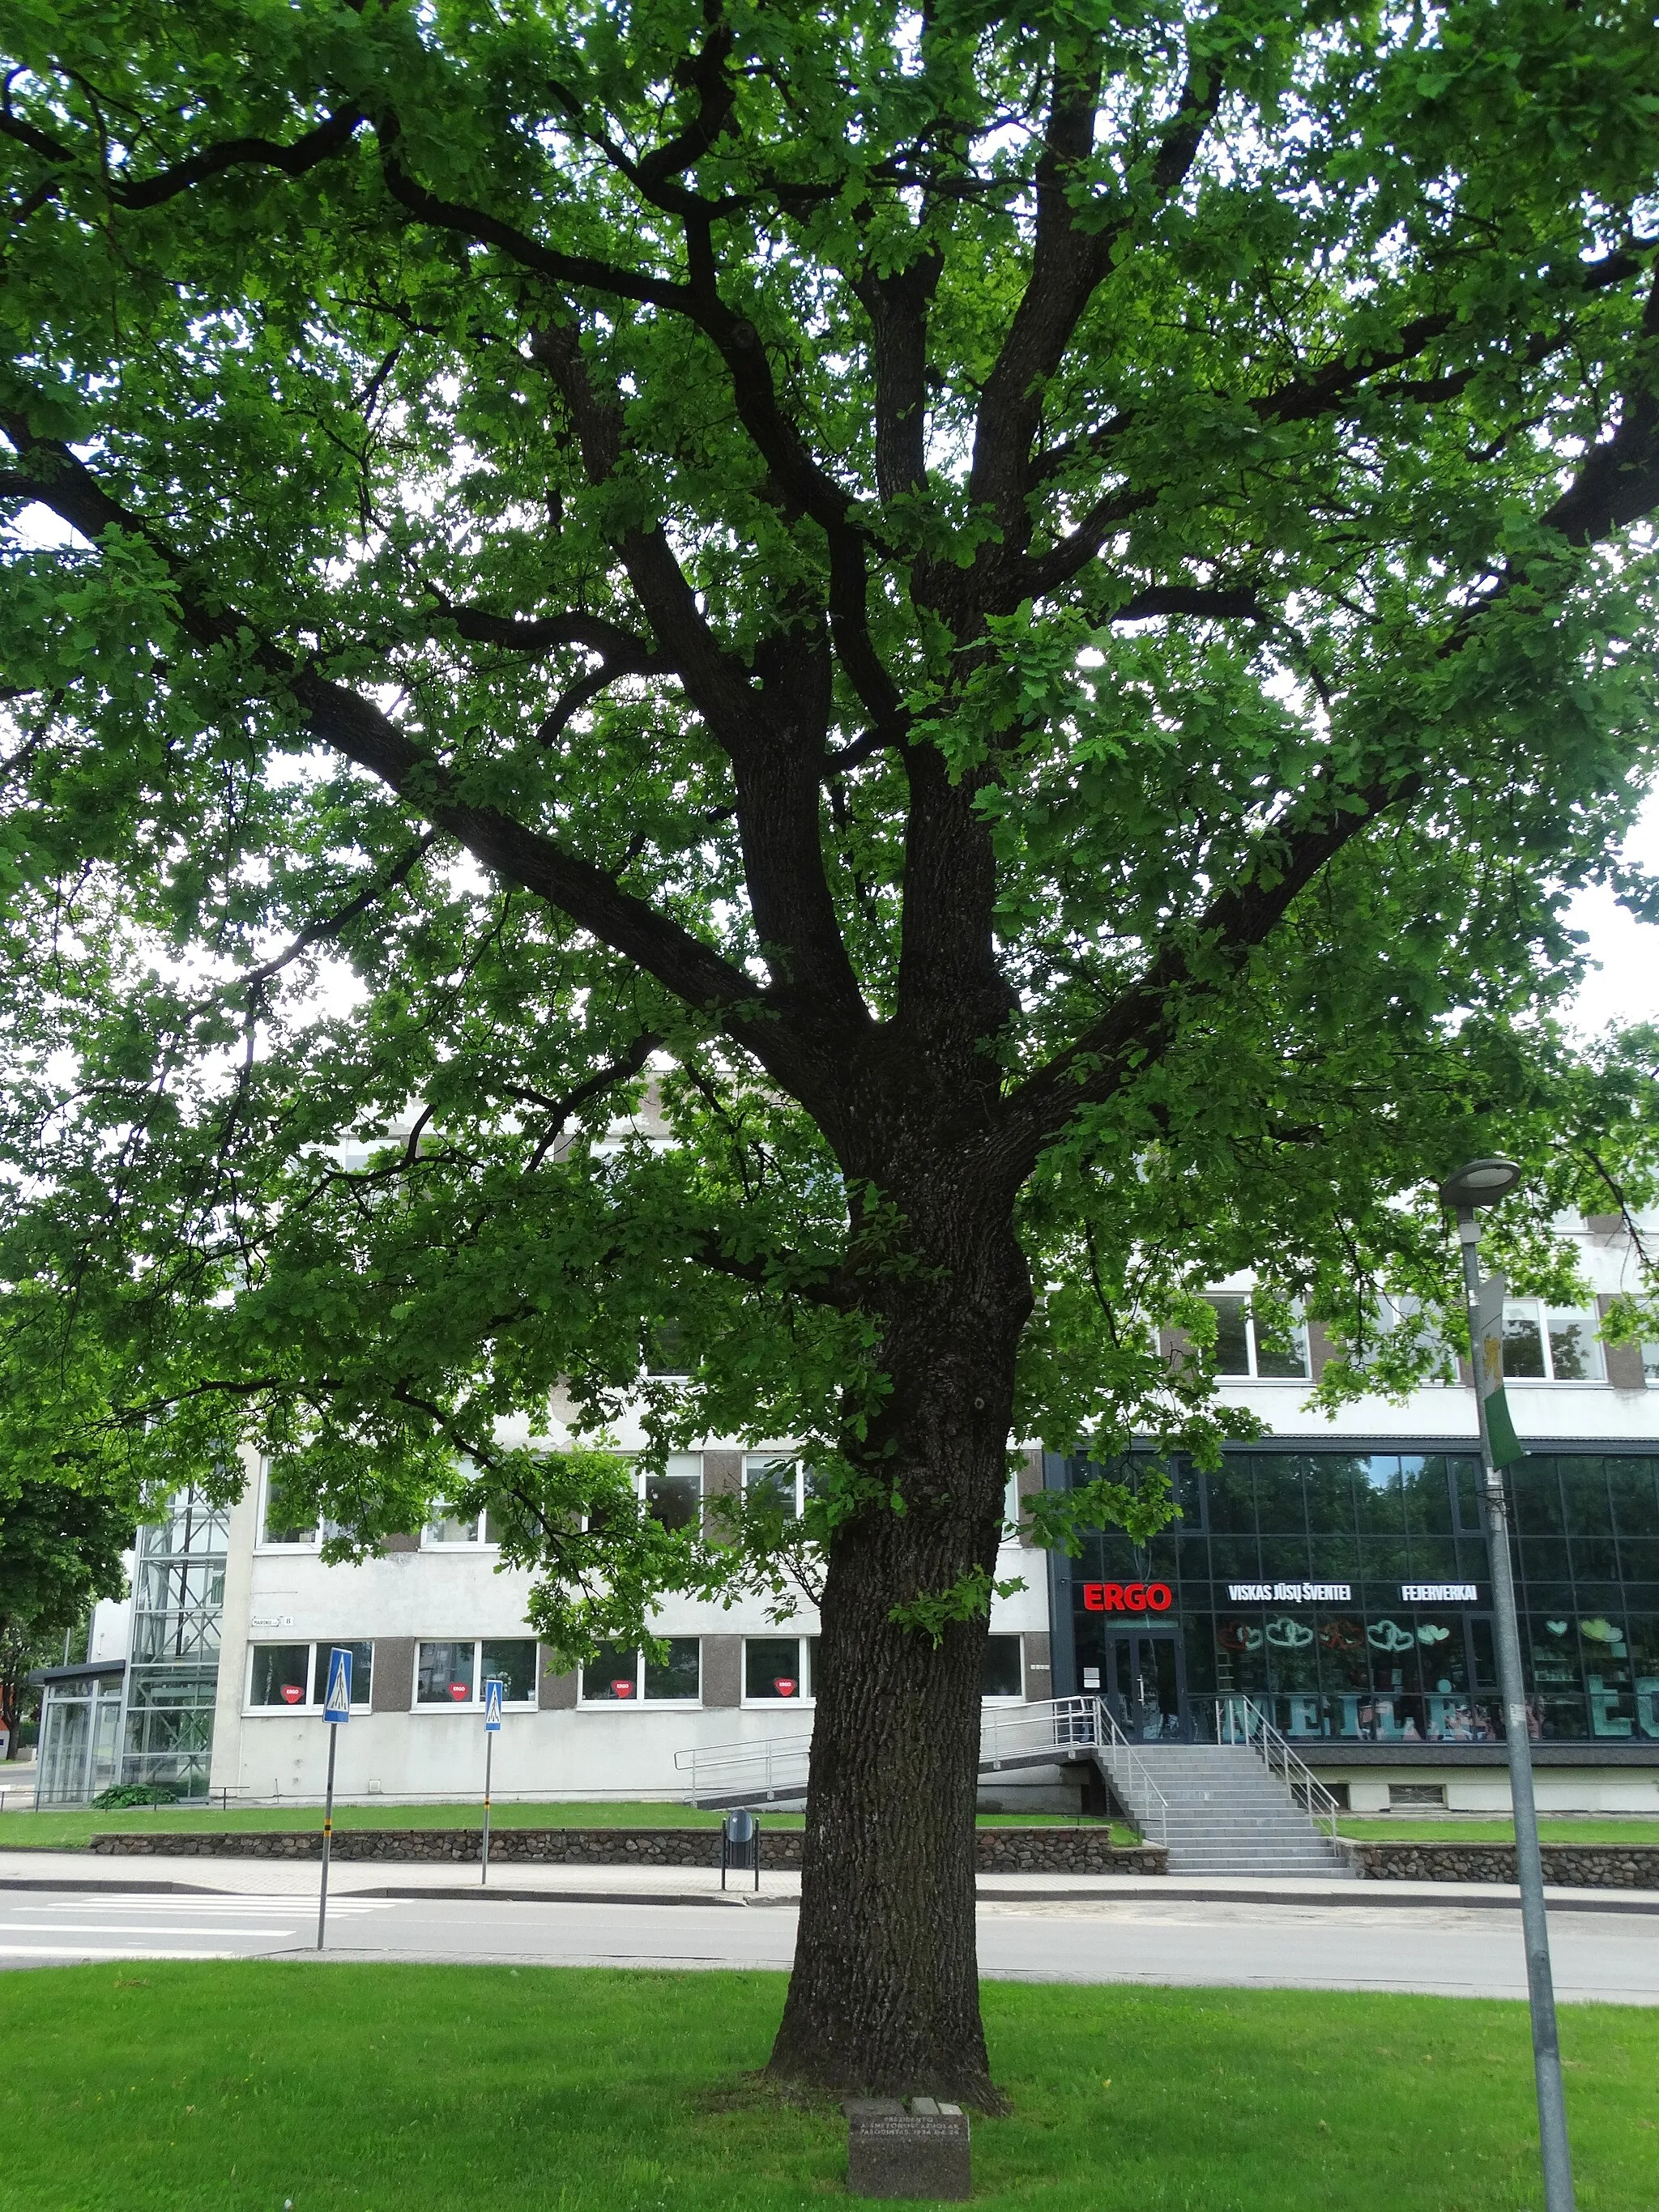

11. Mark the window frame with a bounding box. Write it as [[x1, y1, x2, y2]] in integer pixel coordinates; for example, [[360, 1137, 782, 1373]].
[[245, 1639, 373, 1714], [577, 1637, 704, 1707], [412, 1637, 539, 1711], [420, 1510, 498, 1550], [980, 1633, 1026, 1703], [741, 1452, 818, 1518], [1201, 1296, 1311, 1383], [255, 1464, 323, 1552], [1501, 1301, 1606, 1386], [638, 1455, 705, 1532], [741, 1634, 817, 1707]]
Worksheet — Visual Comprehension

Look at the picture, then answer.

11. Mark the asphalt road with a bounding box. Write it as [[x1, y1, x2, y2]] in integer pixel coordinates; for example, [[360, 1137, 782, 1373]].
[[2, 1887, 1657, 2003]]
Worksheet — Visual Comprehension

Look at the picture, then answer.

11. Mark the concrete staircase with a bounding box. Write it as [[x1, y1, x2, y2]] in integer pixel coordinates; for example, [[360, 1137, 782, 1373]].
[[1109, 1741, 1355, 1878]]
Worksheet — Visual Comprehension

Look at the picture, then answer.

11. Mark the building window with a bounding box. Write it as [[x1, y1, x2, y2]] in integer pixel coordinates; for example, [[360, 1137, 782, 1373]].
[[258, 1466, 350, 1549], [642, 1456, 702, 1532], [579, 1639, 702, 1703], [414, 1639, 537, 1707], [981, 1635, 1024, 1700], [422, 1509, 497, 1547], [1502, 1304, 1606, 1383], [247, 1641, 373, 1711], [1202, 1297, 1310, 1380], [744, 1635, 817, 1703], [743, 1454, 821, 1518]]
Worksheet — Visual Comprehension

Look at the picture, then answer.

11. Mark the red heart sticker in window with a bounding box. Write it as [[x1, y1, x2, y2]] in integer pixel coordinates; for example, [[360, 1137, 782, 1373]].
[[774, 1677, 797, 1697], [612, 1678, 635, 1698], [448, 1682, 470, 1702], [281, 1685, 303, 1705]]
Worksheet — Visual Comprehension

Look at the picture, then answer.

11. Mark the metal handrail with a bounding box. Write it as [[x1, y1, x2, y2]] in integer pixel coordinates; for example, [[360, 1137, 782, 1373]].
[[1216, 1696, 1344, 1842], [673, 1695, 1171, 1841], [674, 1727, 813, 1804], [1079, 1695, 1169, 1848]]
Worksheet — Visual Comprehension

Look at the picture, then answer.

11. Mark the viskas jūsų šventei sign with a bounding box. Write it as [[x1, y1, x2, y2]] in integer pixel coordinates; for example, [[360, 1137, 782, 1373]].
[[1222, 1580, 1479, 1603], [1225, 1581, 1352, 1602]]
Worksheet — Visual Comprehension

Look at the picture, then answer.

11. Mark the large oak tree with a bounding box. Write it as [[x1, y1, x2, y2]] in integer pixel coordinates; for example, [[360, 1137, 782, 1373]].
[[3, 0, 1659, 2103]]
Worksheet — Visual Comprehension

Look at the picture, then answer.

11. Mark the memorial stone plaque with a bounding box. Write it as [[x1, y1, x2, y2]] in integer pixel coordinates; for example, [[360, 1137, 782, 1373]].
[[845, 2096, 971, 2201]]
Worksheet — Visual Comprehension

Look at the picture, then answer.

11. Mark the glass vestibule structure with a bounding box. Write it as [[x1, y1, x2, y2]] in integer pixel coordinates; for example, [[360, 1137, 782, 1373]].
[[1051, 1447, 1659, 1745]]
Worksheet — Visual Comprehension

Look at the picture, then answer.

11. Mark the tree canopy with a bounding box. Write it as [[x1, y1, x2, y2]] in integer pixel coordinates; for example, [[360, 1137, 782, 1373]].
[[3, 0, 1659, 2095]]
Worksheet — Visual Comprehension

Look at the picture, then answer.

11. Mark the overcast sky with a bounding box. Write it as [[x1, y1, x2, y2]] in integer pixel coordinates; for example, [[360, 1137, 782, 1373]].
[[1564, 791, 1659, 1038]]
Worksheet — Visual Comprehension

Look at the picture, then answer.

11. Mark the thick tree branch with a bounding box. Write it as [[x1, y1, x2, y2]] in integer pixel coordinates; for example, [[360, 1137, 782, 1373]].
[[0, 90, 365, 205], [1026, 245, 1650, 598], [966, 43, 1224, 584], [0, 426, 778, 1042], [1002, 275, 1659, 1176]]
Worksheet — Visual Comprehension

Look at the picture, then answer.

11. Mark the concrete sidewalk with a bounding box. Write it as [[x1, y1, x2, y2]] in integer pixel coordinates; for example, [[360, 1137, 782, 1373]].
[[2, 1848, 1657, 1916]]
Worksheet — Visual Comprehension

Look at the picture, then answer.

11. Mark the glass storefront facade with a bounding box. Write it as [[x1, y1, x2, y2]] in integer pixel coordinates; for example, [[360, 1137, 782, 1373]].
[[1051, 1447, 1659, 1747]]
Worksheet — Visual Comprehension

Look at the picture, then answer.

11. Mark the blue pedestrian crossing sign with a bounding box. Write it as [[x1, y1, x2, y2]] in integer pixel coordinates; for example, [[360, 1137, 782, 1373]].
[[323, 1647, 353, 1724], [483, 1677, 505, 1732]]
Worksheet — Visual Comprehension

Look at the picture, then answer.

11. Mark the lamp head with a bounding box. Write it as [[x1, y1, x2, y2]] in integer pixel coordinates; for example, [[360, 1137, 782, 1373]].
[[1438, 1157, 1525, 1210]]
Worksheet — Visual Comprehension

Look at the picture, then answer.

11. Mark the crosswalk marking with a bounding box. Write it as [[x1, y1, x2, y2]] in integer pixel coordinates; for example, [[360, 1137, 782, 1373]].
[[0, 1920, 301, 1936], [0, 1945, 248, 1960]]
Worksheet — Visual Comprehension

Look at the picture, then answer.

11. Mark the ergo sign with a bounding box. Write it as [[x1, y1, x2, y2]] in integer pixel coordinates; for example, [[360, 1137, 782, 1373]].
[[1081, 1582, 1173, 1613]]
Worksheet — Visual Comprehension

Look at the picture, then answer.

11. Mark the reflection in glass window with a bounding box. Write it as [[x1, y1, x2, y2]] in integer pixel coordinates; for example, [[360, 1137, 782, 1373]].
[[1208, 1297, 1252, 1375], [581, 1639, 701, 1702], [261, 1473, 318, 1547], [248, 1642, 372, 1709], [480, 1639, 537, 1703], [644, 1639, 701, 1701], [1200, 1298, 1310, 1379], [645, 1462, 702, 1531], [743, 1455, 817, 1518], [249, 1645, 313, 1707], [1503, 1303, 1605, 1382], [309, 1642, 373, 1707], [424, 1510, 493, 1546], [744, 1637, 808, 1700], [981, 1636, 1023, 1698], [416, 1640, 478, 1703]]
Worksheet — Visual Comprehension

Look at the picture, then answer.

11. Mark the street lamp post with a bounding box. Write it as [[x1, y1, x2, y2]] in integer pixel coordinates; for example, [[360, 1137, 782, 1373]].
[[1439, 1158, 1575, 2212]]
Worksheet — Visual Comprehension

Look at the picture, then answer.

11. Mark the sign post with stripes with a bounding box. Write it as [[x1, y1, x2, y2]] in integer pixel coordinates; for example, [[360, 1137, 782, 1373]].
[[480, 1677, 505, 1886], [317, 1647, 352, 1950]]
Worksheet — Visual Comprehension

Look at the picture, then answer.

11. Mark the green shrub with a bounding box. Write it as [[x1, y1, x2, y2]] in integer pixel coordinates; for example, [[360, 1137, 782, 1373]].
[[90, 1783, 177, 1809]]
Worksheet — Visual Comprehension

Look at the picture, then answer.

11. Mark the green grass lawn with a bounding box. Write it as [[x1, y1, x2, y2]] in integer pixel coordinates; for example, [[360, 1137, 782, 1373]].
[[1338, 1819, 1659, 1846], [0, 1963, 1651, 2210], [0, 1799, 1133, 1851]]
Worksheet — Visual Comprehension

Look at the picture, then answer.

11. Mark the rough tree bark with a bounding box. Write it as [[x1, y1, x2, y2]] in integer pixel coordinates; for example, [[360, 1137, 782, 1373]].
[[770, 1183, 1032, 2107]]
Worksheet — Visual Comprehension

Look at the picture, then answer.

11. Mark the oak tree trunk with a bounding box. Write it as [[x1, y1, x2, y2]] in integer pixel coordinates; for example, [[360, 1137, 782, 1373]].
[[767, 1182, 1030, 2109]]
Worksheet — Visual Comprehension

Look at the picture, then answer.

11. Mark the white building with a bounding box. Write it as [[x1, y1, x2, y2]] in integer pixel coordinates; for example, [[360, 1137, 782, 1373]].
[[35, 1208, 1659, 1821]]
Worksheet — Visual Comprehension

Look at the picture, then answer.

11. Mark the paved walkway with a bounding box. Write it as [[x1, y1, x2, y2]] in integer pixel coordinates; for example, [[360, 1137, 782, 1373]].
[[0, 1854, 1657, 2001], [4, 1850, 1657, 1916]]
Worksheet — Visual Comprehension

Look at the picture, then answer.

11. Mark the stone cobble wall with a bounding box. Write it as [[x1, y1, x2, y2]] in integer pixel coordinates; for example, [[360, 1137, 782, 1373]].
[[87, 1826, 1164, 1874], [1351, 1841, 1659, 1889]]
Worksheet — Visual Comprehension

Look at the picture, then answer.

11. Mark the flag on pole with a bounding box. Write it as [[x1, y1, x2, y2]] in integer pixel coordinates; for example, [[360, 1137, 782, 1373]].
[[1473, 1269, 1524, 1467]]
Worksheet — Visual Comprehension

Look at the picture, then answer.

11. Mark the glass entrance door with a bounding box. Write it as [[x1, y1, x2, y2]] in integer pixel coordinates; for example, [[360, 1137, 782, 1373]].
[[1106, 1629, 1188, 1741]]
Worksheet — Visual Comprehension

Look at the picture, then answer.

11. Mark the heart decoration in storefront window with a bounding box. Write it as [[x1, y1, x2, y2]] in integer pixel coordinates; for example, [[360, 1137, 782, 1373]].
[[1545, 1620, 1568, 1635], [1265, 1617, 1314, 1648], [774, 1677, 797, 1697], [1580, 1617, 1623, 1644], [1367, 1621, 1415, 1653], [448, 1681, 470, 1701], [1416, 1624, 1451, 1644], [281, 1684, 303, 1705], [1318, 1619, 1363, 1652], [612, 1678, 635, 1698]]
